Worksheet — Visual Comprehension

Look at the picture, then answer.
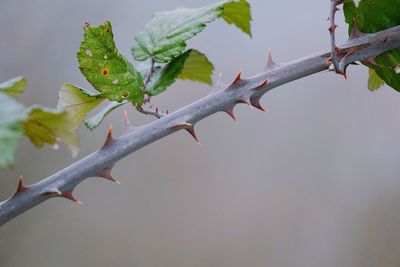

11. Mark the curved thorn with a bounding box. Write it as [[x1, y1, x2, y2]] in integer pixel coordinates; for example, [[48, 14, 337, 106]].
[[101, 125, 116, 149], [349, 19, 364, 39], [171, 122, 192, 129], [186, 128, 200, 145], [13, 175, 28, 197], [43, 189, 62, 197], [61, 192, 82, 205], [251, 98, 267, 112], [227, 70, 244, 89], [238, 97, 251, 107], [224, 107, 237, 123], [97, 168, 120, 184], [255, 79, 269, 90]]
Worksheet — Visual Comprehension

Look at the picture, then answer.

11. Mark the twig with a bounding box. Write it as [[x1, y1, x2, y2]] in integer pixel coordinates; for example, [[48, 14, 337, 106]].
[[1, 25, 400, 226], [328, 0, 345, 76]]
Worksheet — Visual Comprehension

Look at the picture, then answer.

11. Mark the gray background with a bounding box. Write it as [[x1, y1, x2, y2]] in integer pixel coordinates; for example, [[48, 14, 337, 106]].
[[1, 0, 400, 266]]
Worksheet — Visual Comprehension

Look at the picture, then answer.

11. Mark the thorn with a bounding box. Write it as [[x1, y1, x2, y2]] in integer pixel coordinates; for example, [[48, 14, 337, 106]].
[[227, 70, 244, 89], [238, 97, 251, 107], [335, 46, 341, 53], [13, 175, 28, 197], [101, 125, 116, 149], [97, 167, 120, 184], [349, 20, 364, 39], [43, 189, 62, 197], [250, 98, 267, 112], [171, 122, 192, 129], [224, 107, 237, 123], [362, 57, 378, 66], [255, 79, 269, 89], [171, 122, 200, 144], [186, 128, 201, 145], [266, 49, 278, 70], [328, 24, 337, 33], [61, 191, 82, 205], [233, 70, 242, 84]]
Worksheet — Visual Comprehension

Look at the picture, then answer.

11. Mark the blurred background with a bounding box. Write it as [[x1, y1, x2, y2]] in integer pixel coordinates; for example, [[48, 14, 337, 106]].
[[1, 0, 400, 266]]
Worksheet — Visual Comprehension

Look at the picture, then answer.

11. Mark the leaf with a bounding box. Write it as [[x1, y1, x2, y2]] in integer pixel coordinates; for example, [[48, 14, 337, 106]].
[[131, 0, 252, 63], [78, 21, 144, 106], [178, 49, 214, 85], [343, 0, 400, 92], [221, 0, 251, 37], [0, 92, 27, 168], [145, 49, 214, 96], [368, 68, 385, 91], [57, 83, 105, 127], [84, 101, 125, 130], [22, 106, 79, 157], [0, 76, 27, 96]]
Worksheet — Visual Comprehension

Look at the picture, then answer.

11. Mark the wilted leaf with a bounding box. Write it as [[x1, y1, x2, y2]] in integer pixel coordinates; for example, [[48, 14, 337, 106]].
[[78, 21, 144, 105], [57, 83, 105, 127], [0, 76, 27, 96], [368, 68, 385, 91], [22, 106, 79, 157], [132, 0, 252, 63]]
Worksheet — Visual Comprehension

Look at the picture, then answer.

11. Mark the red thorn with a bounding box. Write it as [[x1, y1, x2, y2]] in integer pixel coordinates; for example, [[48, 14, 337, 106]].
[[255, 79, 269, 89], [171, 122, 192, 129], [227, 70, 244, 89], [101, 125, 116, 149], [251, 98, 267, 112], [186, 128, 200, 145], [224, 107, 237, 122], [97, 168, 120, 184], [335, 46, 341, 53], [171, 122, 200, 144], [61, 191, 82, 205], [233, 70, 242, 83], [328, 24, 337, 33], [13, 175, 29, 197], [238, 97, 251, 106]]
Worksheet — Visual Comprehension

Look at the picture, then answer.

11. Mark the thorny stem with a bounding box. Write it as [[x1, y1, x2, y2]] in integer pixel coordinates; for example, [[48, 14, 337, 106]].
[[1, 25, 400, 227], [328, 0, 344, 76]]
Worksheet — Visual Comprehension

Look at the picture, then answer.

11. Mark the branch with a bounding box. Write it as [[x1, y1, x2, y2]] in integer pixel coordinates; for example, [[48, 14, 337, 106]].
[[1, 25, 400, 226], [328, 0, 344, 76]]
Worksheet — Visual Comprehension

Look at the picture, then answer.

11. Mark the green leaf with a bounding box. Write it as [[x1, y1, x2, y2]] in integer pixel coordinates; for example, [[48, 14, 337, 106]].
[[57, 83, 105, 127], [22, 106, 79, 157], [343, 0, 400, 92], [145, 49, 214, 96], [132, 0, 252, 63], [0, 76, 27, 96], [221, 0, 252, 37], [368, 68, 385, 91], [78, 21, 144, 106], [178, 49, 214, 85], [0, 92, 27, 168], [84, 101, 125, 130]]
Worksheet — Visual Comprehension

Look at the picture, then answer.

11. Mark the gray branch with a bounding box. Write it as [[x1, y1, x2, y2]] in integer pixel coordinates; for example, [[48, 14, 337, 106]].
[[1, 25, 400, 227]]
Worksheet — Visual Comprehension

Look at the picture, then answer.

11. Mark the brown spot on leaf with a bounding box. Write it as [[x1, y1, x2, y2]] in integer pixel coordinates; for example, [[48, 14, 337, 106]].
[[102, 68, 109, 75]]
